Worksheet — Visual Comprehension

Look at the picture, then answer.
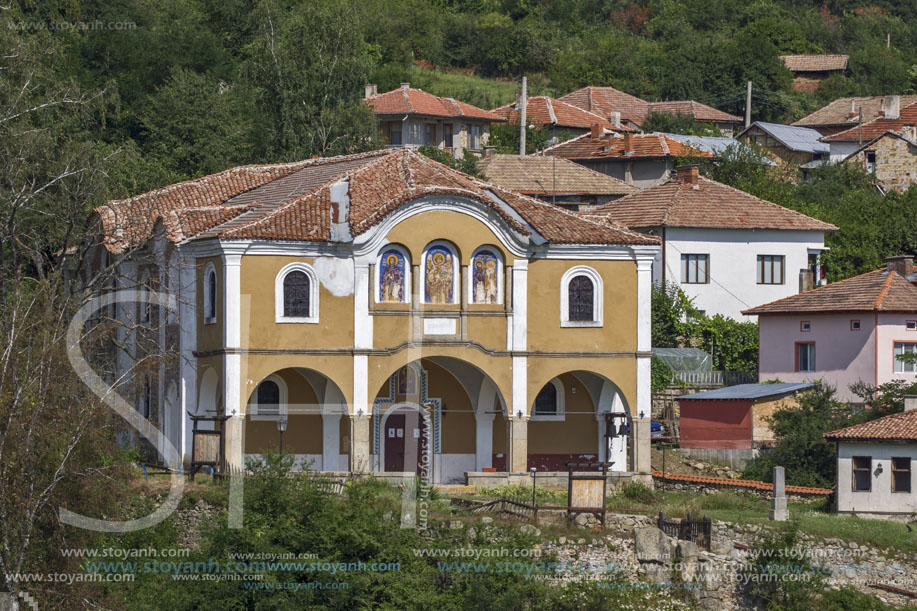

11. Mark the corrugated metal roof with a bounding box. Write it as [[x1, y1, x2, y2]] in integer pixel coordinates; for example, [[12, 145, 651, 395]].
[[677, 382, 815, 401], [666, 134, 777, 165], [742, 122, 829, 155]]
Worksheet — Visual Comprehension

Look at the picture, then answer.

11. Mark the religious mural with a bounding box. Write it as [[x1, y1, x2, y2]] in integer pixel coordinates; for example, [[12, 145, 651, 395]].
[[472, 250, 499, 304], [397, 365, 418, 395], [424, 246, 454, 304], [379, 249, 406, 302]]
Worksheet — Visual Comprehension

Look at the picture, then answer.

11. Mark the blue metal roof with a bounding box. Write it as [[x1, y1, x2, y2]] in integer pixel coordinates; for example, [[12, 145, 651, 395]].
[[666, 134, 777, 165], [746, 122, 829, 155], [677, 382, 815, 401]]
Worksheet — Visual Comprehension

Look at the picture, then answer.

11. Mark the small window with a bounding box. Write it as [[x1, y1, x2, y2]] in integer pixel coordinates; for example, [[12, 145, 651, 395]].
[[534, 383, 557, 415], [800, 321, 811, 332], [275, 263, 319, 323], [757, 255, 785, 285], [443, 124, 453, 149], [389, 122, 402, 146], [467, 124, 482, 150], [139, 378, 152, 419], [681, 254, 709, 284], [851, 320, 861, 331], [561, 266, 603, 327], [894, 342, 917, 373], [892, 457, 911, 493], [203, 263, 217, 324], [907, 320, 917, 330], [255, 380, 280, 416], [852, 456, 871, 492], [283, 271, 311, 318], [796, 342, 815, 372], [568, 276, 595, 322], [425, 123, 436, 146]]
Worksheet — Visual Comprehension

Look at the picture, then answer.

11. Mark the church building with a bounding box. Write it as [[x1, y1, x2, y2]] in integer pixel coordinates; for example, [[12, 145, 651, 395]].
[[91, 148, 658, 483]]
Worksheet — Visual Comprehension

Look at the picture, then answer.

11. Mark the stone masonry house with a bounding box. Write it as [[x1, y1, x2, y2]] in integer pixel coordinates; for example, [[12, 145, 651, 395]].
[[842, 131, 917, 193], [793, 94, 917, 137], [364, 84, 503, 157], [89, 148, 660, 484], [735, 121, 829, 179], [779, 54, 849, 92]]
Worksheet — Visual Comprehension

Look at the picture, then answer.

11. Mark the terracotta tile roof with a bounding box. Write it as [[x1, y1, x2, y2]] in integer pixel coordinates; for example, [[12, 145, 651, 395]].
[[779, 54, 849, 72], [490, 96, 636, 131], [586, 171, 836, 232], [96, 149, 658, 252], [560, 86, 649, 125], [479, 154, 637, 196], [543, 131, 713, 161], [364, 86, 501, 121], [645, 101, 742, 124], [824, 409, 917, 442], [793, 95, 917, 128], [652, 470, 833, 495], [743, 267, 917, 315], [821, 102, 917, 142]]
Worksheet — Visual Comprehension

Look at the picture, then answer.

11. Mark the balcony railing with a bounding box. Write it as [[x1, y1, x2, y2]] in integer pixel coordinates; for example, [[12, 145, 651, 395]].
[[672, 370, 757, 387]]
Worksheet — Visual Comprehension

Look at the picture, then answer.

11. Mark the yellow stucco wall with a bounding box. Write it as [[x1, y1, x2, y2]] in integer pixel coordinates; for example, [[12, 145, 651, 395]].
[[528, 373, 598, 454], [197, 256, 223, 352]]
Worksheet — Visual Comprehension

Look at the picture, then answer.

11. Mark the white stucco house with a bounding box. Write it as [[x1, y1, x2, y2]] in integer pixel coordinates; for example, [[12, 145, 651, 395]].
[[587, 166, 837, 320], [824, 397, 917, 518], [744, 257, 917, 403]]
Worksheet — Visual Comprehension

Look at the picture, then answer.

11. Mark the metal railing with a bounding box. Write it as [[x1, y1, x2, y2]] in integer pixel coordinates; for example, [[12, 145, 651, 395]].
[[672, 370, 757, 386]]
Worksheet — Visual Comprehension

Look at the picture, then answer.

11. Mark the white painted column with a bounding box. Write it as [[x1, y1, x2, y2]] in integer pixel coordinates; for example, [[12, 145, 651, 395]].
[[222, 252, 244, 470], [353, 262, 373, 350], [352, 354, 370, 473], [178, 254, 197, 467], [509, 261, 528, 472], [634, 255, 654, 474], [475, 413, 495, 471]]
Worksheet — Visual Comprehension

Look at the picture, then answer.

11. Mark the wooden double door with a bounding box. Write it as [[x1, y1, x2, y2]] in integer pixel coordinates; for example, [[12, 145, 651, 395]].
[[383, 410, 429, 474]]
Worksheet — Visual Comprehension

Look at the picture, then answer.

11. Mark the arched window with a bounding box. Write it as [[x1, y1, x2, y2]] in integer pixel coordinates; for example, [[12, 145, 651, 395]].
[[560, 266, 603, 327], [469, 247, 503, 304], [532, 378, 565, 421], [283, 271, 310, 317], [250, 374, 288, 420], [203, 262, 217, 324], [378, 247, 410, 303], [275, 263, 319, 323], [423, 241, 459, 304], [568, 276, 594, 321]]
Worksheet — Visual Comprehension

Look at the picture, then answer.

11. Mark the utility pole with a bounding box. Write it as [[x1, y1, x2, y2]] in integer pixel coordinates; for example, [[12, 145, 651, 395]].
[[745, 81, 752, 129], [520, 76, 527, 156]]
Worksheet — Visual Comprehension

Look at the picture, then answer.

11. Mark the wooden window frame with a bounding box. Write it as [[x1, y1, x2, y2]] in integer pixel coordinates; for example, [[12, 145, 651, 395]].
[[757, 255, 785, 285], [852, 456, 871, 492], [892, 457, 911, 493], [681, 254, 709, 284]]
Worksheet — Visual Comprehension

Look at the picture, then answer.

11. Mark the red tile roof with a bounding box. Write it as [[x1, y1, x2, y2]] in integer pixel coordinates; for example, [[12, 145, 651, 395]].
[[821, 102, 917, 142], [779, 54, 849, 72], [479, 154, 637, 196], [824, 409, 917, 442], [95, 149, 658, 253], [365, 86, 501, 121], [543, 131, 712, 160], [490, 96, 634, 131], [645, 100, 742, 124], [793, 95, 917, 128], [587, 171, 836, 232], [560, 86, 649, 126], [652, 470, 833, 495], [743, 267, 917, 315]]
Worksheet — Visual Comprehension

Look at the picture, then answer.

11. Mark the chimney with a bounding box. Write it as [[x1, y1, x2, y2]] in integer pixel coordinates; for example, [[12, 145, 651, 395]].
[[677, 165, 699, 186], [364, 84, 378, 98], [902, 125, 917, 142], [590, 123, 603, 139], [799, 269, 815, 293], [880, 95, 900, 120], [609, 111, 622, 129], [623, 132, 634, 153], [905, 396, 917, 411], [886, 255, 914, 277], [400, 82, 410, 90]]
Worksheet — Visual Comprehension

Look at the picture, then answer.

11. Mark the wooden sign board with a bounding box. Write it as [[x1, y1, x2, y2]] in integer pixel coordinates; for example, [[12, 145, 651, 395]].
[[570, 478, 605, 509], [193, 434, 220, 463]]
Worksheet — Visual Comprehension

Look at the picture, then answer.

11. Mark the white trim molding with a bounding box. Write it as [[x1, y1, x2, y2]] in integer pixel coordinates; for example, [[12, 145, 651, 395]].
[[248, 373, 289, 421], [203, 261, 217, 325], [531, 378, 566, 421], [560, 265, 603, 328], [375, 244, 412, 304], [421, 240, 460, 305], [274, 262, 320, 324], [467, 245, 504, 305]]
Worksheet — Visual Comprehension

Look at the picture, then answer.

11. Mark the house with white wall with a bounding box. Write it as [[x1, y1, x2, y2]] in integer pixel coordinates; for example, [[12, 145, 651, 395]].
[[587, 166, 836, 320], [744, 257, 917, 402], [824, 397, 917, 518]]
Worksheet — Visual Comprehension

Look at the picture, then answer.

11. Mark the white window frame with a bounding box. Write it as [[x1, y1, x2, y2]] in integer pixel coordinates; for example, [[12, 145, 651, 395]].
[[249, 373, 288, 421], [531, 378, 566, 421], [421, 240, 460, 305], [203, 262, 217, 325], [560, 266, 603, 328], [894, 342, 917, 374], [275, 262, 319, 324], [467, 246, 504, 305], [375, 245, 412, 304]]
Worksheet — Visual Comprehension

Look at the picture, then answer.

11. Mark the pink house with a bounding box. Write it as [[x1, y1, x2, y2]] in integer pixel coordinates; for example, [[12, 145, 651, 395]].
[[744, 257, 917, 402]]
